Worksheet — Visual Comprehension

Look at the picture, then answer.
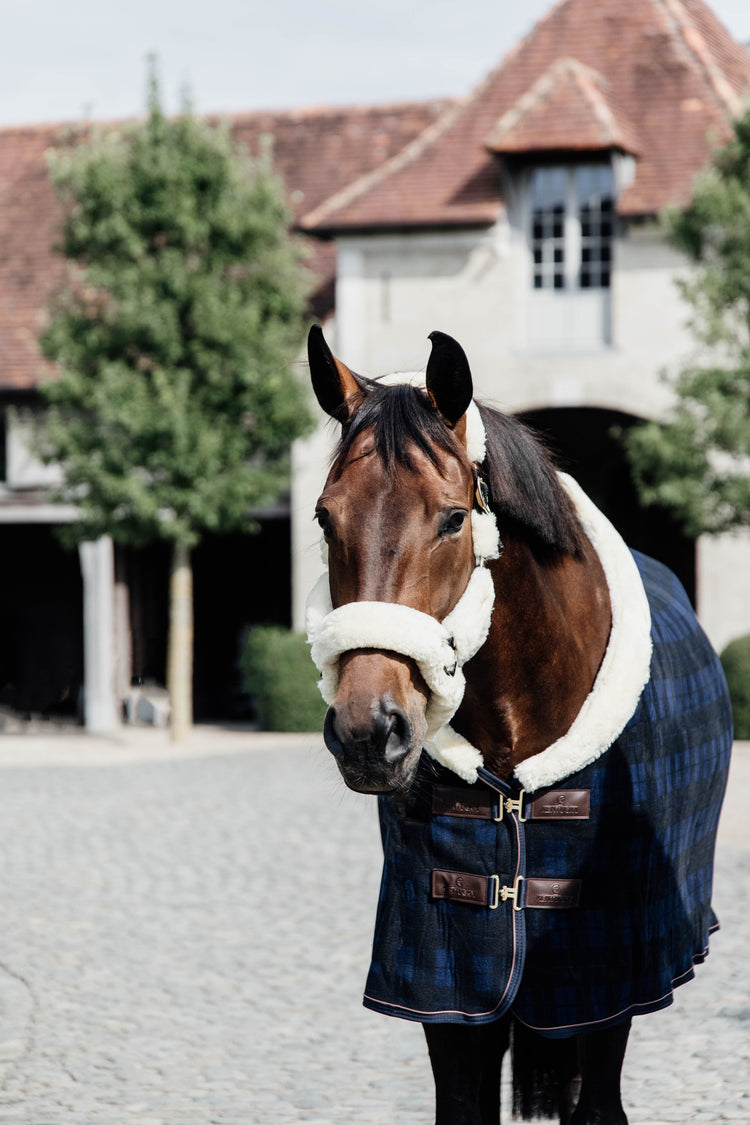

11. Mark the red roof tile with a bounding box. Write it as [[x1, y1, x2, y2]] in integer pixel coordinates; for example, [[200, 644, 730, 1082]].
[[0, 101, 451, 391], [301, 0, 750, 233]]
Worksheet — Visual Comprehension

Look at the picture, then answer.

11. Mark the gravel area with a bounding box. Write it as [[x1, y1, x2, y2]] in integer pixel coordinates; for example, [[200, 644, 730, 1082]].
[[0, 728, 746, 1124]]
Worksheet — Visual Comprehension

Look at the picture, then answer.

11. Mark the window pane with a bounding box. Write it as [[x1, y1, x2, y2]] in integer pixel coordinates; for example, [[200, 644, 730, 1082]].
[[531, 167, 566, 290], [577, 164, 614, 291], [531, 168, 567, 210]]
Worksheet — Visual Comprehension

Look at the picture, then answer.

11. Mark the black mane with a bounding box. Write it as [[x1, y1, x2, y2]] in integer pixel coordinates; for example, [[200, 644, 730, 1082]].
[[332, 380, 583, 557], [477, 403, 583, 557]]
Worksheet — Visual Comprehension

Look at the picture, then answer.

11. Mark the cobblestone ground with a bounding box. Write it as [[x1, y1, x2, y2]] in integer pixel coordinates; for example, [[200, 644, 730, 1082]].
[[0, 730, 746, 1124]]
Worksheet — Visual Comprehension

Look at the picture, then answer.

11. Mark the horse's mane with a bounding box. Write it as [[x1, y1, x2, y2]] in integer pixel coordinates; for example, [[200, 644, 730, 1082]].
[[332, 380, 584, 558], [477, 403, 584, 557]]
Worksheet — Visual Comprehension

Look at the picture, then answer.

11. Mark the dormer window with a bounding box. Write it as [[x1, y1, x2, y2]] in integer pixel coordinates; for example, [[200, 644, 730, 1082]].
[[526, 161, 615, 350], [531, 164, 614, 292]]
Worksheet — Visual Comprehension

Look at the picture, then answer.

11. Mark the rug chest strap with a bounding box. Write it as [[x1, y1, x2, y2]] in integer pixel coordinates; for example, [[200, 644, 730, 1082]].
[[432, 784, 590, 822], [431, 869, 582, 910]]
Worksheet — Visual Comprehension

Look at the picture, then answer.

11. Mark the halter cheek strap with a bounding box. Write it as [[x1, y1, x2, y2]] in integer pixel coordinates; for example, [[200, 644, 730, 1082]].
[[305, 395, 501, 783]]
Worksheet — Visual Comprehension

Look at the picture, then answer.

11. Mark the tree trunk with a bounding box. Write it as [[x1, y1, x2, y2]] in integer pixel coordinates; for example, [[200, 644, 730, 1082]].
[[167, 540, 193, 741]]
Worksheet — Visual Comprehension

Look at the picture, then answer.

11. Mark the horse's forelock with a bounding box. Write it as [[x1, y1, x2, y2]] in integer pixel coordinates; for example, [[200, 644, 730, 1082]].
[[332, 382, 464, 477]]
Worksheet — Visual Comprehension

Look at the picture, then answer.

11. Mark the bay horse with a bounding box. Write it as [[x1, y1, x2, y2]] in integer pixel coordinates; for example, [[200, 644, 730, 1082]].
[[305, 325, 732, 1125]]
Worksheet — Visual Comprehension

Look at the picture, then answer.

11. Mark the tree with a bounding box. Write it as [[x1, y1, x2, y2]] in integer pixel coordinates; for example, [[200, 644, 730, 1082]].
[[623, 111, 750, 537], [37, 71, 314, 738]]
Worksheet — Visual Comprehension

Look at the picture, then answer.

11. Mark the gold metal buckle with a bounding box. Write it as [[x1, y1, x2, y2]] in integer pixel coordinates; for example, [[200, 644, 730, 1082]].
[[475, 477, 491, 514], [500, 875, 525, 912], [504, 790, 527, 822]]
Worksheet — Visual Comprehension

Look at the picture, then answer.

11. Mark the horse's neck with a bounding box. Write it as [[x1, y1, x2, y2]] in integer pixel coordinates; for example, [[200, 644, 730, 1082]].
[[456, 534, 612, 781]]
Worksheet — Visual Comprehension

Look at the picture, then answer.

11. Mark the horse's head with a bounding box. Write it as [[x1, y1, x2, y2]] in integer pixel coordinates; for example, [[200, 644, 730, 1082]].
[[308, 326, 481, 794]]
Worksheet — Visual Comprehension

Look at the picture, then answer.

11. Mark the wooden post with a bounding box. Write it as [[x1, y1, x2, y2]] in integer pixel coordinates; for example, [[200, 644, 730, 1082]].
[[167, 539, 193, 741]]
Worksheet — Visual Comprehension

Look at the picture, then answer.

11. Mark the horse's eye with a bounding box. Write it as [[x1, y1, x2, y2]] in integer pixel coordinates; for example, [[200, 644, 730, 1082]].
[[315, 508, 333, 538], [439, 510, 468, 537]]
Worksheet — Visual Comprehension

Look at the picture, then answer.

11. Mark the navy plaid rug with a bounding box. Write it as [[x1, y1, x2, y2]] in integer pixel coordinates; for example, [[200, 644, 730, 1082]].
[[363, 552, 733, 1037]]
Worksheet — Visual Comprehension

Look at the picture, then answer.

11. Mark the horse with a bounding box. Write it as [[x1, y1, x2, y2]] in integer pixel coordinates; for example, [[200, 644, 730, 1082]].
[[304, 324, 732, 1125]]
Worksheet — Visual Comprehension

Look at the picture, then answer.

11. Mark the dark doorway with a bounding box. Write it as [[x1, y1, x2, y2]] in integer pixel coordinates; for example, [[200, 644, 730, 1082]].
[[126, 516, 292, 721], [192, 517, 292, 720], [0, 524, 84, 716], [517, 407, 696, 604]]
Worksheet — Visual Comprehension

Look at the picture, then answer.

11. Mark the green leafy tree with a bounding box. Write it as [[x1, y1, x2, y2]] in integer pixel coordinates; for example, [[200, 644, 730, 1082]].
[[624, 111, 750, 536], [37, 72, 314, 738]]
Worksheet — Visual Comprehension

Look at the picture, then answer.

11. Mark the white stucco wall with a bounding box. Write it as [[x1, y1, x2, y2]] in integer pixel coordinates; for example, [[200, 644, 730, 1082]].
[[696, 532, 750, 655]]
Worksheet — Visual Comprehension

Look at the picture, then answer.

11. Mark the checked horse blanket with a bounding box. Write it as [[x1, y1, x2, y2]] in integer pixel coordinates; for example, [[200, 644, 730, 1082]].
[[363, 552, 733, 1037]]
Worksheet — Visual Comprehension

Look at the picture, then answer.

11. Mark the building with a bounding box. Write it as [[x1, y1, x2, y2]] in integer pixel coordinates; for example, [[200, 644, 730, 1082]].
[[1, 0, 749, 729], [292, 0, 750, 657]]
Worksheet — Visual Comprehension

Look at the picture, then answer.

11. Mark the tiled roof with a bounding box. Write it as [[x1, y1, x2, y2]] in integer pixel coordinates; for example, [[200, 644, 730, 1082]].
[[485, 58, 641, 156], [0, 100, 450, 390], [0, 123, 65, 392], [301, 0, 750, 233]]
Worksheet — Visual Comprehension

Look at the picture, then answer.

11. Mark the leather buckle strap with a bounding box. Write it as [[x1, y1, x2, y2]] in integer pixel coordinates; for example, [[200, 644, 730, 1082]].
[[431, 869, 582, 911], [435, 784, 591, 823], [432, 785, 501, 821], [524, 877, 582, 909], [431, 785, 526, 823], [431, 869, 497, 908], [527, 790, 590, 820], [501, 789, 591, 822]]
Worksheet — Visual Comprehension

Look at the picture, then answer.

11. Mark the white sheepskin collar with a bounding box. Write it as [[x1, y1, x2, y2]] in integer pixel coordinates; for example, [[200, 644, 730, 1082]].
[[513, 474, 652, 792]]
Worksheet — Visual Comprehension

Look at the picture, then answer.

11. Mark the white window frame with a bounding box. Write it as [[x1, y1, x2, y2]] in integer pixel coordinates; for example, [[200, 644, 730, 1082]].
[[526, 161, 615, 351]]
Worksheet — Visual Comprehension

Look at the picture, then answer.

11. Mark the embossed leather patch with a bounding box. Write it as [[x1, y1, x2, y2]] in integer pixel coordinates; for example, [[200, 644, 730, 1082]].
[[431, 869, 490, 907], [432, 786, 496, 820], [527, 790, 590, 820], [525, 877, 582, 909]]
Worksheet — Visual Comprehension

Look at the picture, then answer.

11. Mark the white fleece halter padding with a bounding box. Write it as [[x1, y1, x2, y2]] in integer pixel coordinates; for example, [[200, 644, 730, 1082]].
[[307, 564, 495, 741]]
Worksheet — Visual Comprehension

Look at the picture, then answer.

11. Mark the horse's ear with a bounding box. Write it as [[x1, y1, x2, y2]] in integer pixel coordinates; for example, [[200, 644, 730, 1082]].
[[307, 324, 361, 422], [425, 331, 473, 428]]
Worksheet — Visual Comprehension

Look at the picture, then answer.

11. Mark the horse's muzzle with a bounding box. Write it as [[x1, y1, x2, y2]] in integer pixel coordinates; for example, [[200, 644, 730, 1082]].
[[323, 701, 420, 793]]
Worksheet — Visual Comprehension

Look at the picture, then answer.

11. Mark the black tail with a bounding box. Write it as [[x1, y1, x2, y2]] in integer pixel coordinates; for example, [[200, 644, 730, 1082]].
[[511, 1017, 580, 1122]]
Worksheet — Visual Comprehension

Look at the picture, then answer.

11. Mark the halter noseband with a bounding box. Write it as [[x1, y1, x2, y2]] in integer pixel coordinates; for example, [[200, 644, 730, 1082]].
[[306, 391, 501, 784]]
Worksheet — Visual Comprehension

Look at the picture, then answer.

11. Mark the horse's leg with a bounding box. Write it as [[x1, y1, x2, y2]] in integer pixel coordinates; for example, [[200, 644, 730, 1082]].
[[570, 1020, 631, 1125], [424, 1017, 510, 1125]]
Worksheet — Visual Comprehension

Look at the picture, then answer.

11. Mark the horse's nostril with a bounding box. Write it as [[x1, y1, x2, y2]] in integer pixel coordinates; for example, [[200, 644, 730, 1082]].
[[323, 707, 345, 758], [383, 707, 412, 764]]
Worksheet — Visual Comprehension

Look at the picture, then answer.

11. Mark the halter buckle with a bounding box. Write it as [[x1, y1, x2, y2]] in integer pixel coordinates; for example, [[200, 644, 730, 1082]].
[[475, 476, 491, 514], [443, 636, 457, 677]]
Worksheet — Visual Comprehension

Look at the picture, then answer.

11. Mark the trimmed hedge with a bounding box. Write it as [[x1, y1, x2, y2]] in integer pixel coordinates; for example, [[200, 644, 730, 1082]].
[[720, 633, 750, 740], [240, 626, 327, 732]]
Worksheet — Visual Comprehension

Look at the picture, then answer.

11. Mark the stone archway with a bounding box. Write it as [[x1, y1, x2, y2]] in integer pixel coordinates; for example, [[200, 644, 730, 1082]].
[[516, 407, 696, 604]]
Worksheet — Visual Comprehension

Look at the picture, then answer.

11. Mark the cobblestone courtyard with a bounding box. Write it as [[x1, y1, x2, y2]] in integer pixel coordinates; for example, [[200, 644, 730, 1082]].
[[0, 729, 747, 1124]]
